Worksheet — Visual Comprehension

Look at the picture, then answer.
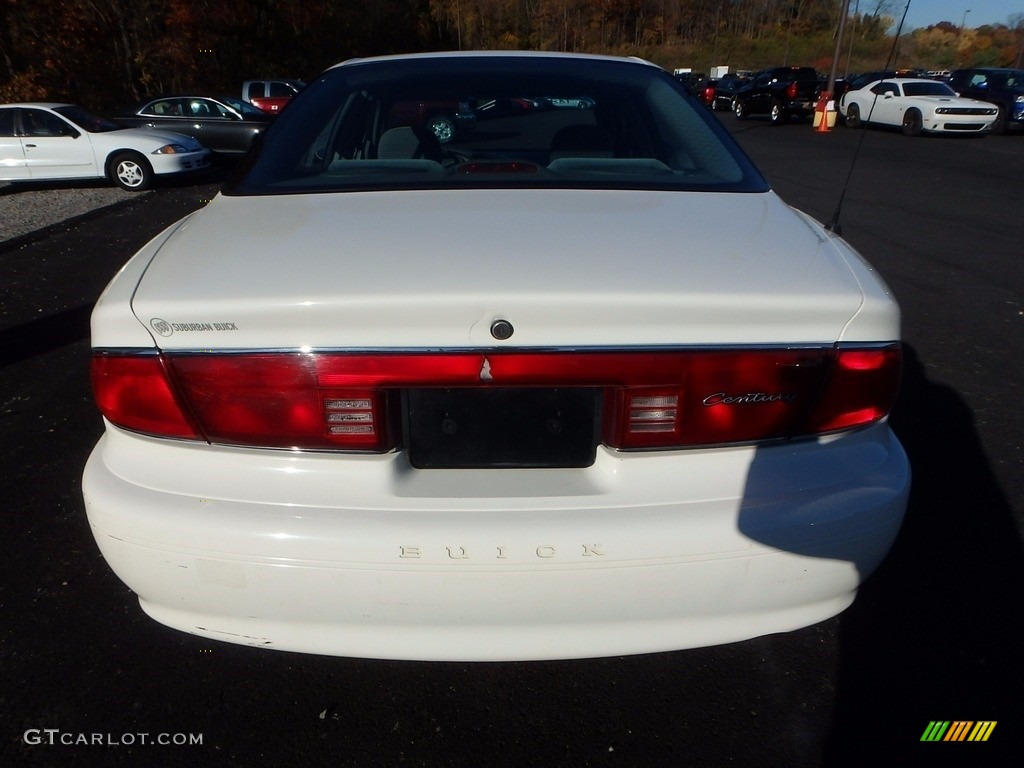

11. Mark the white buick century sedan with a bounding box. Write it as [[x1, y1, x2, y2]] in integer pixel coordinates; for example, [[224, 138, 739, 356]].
[[83, 52, 909, 661]]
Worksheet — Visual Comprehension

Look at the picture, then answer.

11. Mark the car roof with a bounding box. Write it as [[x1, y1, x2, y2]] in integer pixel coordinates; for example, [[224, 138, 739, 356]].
[[876, 78, 950, 85], [328, 50, 661, 71], [0, 102, 74, 109], [137, 95, 250, 104]]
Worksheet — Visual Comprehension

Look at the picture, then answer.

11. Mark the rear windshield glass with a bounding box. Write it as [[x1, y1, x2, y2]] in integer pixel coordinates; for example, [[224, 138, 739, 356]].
[[225, 55, 767, 196]]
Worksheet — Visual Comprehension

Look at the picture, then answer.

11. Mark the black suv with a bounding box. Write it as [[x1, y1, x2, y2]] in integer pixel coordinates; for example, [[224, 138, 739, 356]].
[[732, 67, 820, 124], [949, 68, 1024, 134]]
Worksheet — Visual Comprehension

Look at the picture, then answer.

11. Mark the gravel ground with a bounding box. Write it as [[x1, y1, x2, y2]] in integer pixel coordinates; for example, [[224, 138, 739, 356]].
[[0, 181, 141, 244]]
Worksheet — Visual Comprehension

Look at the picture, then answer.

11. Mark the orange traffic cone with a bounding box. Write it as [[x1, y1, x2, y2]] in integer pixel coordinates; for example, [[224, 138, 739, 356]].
[[814, 92, 833, 133]]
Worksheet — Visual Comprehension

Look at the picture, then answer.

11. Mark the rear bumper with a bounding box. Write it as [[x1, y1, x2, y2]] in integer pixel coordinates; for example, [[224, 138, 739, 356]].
[[784, 99, 816, 114], [83, 422, 909, 660]]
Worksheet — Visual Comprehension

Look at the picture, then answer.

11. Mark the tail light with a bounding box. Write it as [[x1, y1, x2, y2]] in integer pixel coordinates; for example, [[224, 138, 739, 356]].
[[91, 345, 901, 452], [786, 81, 799, 100], [91, 354, 200, 440]]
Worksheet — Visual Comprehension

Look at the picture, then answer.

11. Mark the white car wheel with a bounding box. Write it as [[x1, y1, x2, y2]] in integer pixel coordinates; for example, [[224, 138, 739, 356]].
[[110, 152, 153, 191]]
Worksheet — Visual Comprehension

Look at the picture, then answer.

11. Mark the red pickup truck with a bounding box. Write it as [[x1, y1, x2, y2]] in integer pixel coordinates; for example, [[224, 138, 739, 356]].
[[242, 79, 305, 114]]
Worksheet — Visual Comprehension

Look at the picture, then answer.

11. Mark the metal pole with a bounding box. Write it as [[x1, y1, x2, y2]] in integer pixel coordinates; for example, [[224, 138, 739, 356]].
[[827, 0, 852, 98], [844, 0, 861, 79]]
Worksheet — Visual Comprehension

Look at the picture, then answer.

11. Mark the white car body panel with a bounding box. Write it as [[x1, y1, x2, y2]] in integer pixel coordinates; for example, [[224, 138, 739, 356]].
[[84, 421, 908, 661], [0, 133, 29, 178], [23, 132, 96, 177], [115, 189, 897, 350]]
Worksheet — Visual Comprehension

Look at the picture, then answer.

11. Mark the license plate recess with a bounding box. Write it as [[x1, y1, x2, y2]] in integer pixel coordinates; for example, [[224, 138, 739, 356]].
[[406, 387, 599, 469]]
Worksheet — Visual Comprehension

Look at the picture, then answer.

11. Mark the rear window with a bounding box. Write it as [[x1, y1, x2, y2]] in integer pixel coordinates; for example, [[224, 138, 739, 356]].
[[225, 55, 767, 196]]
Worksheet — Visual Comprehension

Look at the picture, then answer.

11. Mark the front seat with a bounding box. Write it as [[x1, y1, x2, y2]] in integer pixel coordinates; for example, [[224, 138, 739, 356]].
[[549, 124, 614, 160], [376, 126, 443, 161]]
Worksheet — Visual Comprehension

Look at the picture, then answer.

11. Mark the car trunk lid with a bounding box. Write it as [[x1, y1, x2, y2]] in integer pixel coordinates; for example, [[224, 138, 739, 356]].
[[127, 189, 867, 350]]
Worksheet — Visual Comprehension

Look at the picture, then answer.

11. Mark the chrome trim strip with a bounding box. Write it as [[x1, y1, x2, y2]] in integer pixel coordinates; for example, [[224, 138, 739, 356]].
[[92, 342, 900, 356]]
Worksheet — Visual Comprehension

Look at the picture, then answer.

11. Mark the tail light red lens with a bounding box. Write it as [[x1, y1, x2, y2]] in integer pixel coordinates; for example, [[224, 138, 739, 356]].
[[786, 81, 799, 99], [166, 355, 394, 450], [91, 345, 900, 453], [91, 354, 199, 439], [602, 348, 836, 449], [800, 346, 903, 434]]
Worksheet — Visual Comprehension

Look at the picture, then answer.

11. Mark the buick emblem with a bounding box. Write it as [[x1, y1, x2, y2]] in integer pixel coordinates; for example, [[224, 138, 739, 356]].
[[490, 319, 514, 340]]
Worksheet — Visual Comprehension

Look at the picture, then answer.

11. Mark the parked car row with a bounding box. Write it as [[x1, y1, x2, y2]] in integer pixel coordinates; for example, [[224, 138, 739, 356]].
[[3, 66, 1017, 194], [677, 67, 820, 124], [0, 78, 306, 191], [674, 71, 751, 113], [0, 103, 210, 190], [694, 63, 1017, 137]]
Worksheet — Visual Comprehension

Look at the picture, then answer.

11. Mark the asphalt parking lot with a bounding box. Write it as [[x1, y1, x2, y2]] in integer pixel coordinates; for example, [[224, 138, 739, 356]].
[[2, 115, 1022, 767]]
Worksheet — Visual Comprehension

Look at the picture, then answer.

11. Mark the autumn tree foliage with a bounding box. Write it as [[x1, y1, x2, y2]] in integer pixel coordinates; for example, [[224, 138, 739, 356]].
[[1, 0, 1021, 108], [0, 0, 438, 106]]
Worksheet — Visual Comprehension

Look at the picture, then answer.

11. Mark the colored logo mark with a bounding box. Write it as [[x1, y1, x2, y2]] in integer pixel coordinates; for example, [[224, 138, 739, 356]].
[[920, 721, 997, 742]]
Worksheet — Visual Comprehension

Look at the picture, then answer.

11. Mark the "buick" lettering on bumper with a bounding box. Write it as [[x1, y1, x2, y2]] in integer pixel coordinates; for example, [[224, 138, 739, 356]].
[[399, 544, 606, 560]]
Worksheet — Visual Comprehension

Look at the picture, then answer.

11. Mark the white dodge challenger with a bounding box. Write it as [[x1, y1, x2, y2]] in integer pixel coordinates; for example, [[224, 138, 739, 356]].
[[83, 52, 909, 661], [839, 77, 998, 136]]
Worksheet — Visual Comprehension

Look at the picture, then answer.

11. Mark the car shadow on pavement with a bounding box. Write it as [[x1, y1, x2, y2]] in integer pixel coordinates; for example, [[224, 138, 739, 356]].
[[823, 343, 1024, 764], [0, 304, 92, 368]]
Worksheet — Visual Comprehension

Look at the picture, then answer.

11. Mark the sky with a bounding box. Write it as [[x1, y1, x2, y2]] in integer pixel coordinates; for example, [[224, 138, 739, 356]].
[[891, 0, 1023, 30]]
